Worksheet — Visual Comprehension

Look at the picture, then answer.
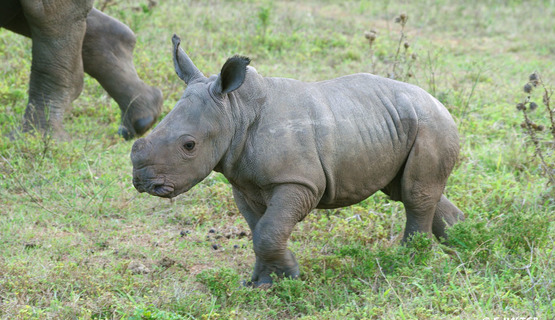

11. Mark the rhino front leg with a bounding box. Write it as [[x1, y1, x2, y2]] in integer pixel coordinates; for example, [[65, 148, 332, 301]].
[[82, 9, 162, 140], [235, 185, 316, 287], [20, 0, 93, 138], [232, 187, 264, 232]]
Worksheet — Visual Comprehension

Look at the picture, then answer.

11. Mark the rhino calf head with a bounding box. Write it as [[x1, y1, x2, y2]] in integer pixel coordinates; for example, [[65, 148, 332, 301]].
[[131, 34, 464, 288], [131, 35, 249, 198]]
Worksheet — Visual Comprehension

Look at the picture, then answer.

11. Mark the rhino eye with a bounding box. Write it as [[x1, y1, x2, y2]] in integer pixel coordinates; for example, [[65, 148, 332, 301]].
[[183, 141, 196, 151]]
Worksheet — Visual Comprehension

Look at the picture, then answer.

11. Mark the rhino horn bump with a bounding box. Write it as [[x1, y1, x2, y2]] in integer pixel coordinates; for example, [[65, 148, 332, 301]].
[[172, 34, 203, 85]]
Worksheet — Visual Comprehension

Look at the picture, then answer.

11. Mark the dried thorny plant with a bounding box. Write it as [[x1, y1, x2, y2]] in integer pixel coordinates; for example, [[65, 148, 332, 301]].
[[364, 13, 417, 81], [98, 0, 115, 11], [98, 0, 158, 13], [392, 13, 409, 79], [515, 72, 555, 185], [364, 29, 378, 74]]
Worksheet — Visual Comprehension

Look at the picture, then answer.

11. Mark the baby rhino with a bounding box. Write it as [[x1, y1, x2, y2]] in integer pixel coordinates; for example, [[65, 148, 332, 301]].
[[131, 35, 464, 287]]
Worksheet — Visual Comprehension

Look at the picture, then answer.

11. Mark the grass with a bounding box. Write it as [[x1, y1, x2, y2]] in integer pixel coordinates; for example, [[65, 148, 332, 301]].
[[1, 0, 554, 319]]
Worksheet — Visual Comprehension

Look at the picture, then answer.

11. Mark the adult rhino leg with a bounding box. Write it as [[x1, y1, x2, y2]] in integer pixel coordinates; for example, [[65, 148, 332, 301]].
[[18, 0, 93, 139], [82, 9, 162, 140], [432, 195, 464, 242], [235, 185, 315, 288], [399, 127, 459, 242]]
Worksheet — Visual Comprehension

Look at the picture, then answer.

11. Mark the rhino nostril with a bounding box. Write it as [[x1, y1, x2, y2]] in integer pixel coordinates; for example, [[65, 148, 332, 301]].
[[132, 176, 145, 192]]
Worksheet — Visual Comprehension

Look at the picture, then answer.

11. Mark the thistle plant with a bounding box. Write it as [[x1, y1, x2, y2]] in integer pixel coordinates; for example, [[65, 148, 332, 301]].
[[364, 29, 377, 73], [515, 72, 555, 185], [364, 13, 417, 81], [392, 13, 408, 79]]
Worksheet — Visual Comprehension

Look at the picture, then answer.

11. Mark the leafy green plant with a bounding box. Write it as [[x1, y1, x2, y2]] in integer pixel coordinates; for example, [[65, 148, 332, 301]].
[[257, 4, 272, 42], [196, 267, 240, 298], [127, 304, 185, 320]]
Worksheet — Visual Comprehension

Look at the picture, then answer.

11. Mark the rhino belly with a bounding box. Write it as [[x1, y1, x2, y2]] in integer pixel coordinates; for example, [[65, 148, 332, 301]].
[[315, 149, 407, 209], [313, 115, 414, 209]]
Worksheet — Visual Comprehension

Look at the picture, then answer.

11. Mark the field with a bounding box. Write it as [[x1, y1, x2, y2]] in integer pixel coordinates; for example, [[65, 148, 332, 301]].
[[1, 0, 554, 319]]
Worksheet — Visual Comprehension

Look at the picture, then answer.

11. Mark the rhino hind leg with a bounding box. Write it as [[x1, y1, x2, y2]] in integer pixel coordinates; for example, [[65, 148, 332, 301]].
[[383, 183, 464, 243], [432, 195, 464, 242], [395, 128, 461, 242], [82, 9, 162, 140]]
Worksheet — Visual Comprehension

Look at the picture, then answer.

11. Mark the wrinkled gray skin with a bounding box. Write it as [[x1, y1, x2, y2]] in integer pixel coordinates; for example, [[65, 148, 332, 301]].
[[1, 0, 162, 140], [131, 35, 464, 287]]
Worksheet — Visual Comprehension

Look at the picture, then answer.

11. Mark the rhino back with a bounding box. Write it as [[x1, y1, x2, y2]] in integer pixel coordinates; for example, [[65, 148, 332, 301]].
[[232, 73, 453, 208]]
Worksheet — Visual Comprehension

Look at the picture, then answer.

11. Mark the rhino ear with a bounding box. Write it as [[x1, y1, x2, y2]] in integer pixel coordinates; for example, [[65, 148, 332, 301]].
[[212, 55, 251, 96], [172, 34, 203, 84]]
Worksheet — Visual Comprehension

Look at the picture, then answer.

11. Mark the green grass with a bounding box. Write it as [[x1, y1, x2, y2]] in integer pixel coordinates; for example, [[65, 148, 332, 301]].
[[1, 0, 554, 319]]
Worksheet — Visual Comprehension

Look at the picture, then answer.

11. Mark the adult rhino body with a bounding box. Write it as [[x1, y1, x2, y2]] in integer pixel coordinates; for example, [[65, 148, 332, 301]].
[[1, 0, 162, 139], [131, 35, 464, 287]]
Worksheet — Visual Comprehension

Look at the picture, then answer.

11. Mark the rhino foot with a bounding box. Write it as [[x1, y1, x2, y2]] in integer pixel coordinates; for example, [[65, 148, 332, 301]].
[[119, 85, 163, 140], [247, 249, 300, 288], [118, 116, 154, 140]]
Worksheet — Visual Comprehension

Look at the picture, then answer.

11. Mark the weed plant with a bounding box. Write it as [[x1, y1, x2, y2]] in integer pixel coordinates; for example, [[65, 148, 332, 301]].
[[515, 72, 554, 185]]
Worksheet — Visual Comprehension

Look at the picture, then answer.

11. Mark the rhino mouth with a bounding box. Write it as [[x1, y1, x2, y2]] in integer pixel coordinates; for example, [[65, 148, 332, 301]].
[[133, 176, 176, 198], [148, 182, 198, 199], [132, 170, 203, 199], [150, 184, 175, 198]]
